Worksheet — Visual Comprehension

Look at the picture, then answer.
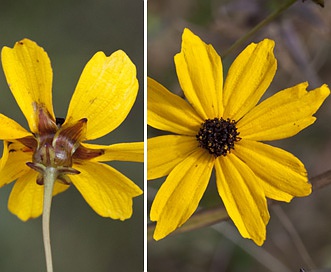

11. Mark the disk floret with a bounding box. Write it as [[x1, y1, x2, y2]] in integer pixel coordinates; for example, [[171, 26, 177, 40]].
[[196, 117, 241, 157]]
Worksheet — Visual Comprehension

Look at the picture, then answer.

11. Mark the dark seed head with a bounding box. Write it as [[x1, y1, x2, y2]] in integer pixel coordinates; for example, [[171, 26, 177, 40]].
[[196, 117, 241, 157]]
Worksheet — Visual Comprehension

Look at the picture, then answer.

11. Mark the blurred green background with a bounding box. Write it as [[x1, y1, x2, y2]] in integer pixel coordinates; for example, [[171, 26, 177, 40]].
[[0, 0, 144, 271], [148, 0, 331, 271]]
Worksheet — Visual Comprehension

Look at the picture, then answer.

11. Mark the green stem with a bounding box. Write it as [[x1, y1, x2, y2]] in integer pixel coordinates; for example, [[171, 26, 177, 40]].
[[42, 167, 57, 272], [222, 0, 297, 58]]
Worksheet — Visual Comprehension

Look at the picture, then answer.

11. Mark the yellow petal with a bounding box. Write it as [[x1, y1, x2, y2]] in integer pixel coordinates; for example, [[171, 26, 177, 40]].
[[223, 39, 277, 121], [215, 154, 269, 246], [71, 161, 142, 220], [234, 139, 311, 201], [151, 149, 214, 240], [147, 135, 198, 180], [148, 77, 201, 135], [174, 28, 223, 119], [238, 83, 330, 141], [8, 170, 69, 221], [8, 170, 42, 220], [0, 114, 32, 140], [0, 141, 32, 187], [65, 50, 138, 140], [81, 142, 144, 162], [1, 39, 54, 133]]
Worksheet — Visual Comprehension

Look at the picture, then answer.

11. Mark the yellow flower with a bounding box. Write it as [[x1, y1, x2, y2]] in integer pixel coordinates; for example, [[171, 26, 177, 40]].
[[148, 28, 330, 245], [0, 39, 143, 221]]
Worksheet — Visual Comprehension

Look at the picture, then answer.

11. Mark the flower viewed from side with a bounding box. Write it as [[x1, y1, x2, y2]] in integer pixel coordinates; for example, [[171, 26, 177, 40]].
[[0, 39, 143, 221], [148, 28, 330, 245]]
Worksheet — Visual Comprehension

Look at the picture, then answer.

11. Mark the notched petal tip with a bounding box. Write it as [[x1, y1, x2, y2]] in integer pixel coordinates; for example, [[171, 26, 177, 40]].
[[315, 83, 330, 97], [176, 27, 224, 119], [253, 235, 266, 246], [65, 48, 138, 140], [223, 37, 277, 120], [1, 38, 38, 54], [237, 79, 329, 141], [259, 38, 275, 50], [2, 38, 54, 133], [305, 83, 330, 117], [17, 38, 37, 46]]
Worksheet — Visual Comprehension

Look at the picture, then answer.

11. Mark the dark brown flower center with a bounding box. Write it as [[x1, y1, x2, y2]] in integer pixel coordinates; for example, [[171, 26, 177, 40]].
[[196, 117, 241, 157]]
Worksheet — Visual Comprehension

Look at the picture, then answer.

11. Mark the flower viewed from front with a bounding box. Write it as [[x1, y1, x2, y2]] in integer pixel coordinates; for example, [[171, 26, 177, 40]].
[[0, 39, 143, 221], [148, 28, 330, 245]]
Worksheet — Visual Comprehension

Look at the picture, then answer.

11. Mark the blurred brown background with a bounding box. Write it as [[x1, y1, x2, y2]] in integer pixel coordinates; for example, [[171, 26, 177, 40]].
[[0, 0, 144, 271], [148, 0, 331, 271]]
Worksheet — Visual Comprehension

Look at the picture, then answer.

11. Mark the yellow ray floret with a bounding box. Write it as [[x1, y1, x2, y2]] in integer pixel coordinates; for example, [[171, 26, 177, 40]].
[[147, 28, 330, 245]]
